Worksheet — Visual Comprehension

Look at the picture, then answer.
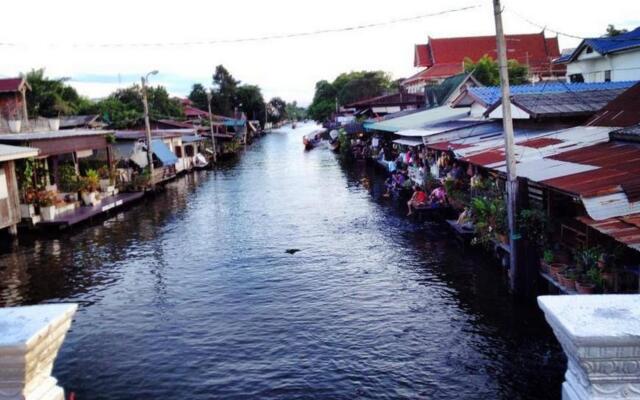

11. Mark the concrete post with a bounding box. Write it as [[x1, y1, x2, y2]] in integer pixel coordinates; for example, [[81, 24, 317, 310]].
[[0, 304, 78, 400], [538, 295, 640, 399]]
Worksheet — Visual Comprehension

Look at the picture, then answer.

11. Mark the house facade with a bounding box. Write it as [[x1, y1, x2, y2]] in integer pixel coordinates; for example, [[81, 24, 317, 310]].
[[0, 77, 30, 133], [555, 27, 640, 83]]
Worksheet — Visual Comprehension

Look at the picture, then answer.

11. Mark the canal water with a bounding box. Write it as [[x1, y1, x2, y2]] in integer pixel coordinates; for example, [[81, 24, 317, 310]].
[[0, 123, 565, 399]]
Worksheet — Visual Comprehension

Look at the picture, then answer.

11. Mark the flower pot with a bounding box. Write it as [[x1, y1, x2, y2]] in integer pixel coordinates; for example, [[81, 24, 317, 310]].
[[40, 205, 56, 222], [48, 118, 60, 131], [539, 259, 550, 274], [99, 179, 113, 192], [81, 191, 99, 206], [575, 281, 595, 294], [549, 263, 567, 281], [560, 275, 576, 292], [8, 119, 21, 133], [20, 203, 36, 218]]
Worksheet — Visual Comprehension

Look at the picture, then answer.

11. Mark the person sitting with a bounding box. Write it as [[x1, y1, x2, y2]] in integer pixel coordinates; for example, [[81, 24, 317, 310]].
[[383, 171, 400, 197], [407, 185, 428, 216], [428, 184, 447, 208], [448, 162, 464, 180]]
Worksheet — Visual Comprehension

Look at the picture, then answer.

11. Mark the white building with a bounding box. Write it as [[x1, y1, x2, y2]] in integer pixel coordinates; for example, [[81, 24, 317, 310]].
[[556, 27, 640, 83]]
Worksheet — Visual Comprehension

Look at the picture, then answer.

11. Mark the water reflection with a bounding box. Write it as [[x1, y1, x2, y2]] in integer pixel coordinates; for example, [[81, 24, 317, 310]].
[[0, 124, 564, 399]]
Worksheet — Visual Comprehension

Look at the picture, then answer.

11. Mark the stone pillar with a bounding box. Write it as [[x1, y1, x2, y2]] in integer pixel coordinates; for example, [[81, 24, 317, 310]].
[[538, 295, 640, 400], [0, 304, 78, 400]]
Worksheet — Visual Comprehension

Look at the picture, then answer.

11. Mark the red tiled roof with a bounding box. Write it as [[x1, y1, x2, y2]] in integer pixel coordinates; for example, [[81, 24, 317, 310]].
[[414, 44, 432, 68], [404, 63, 464, 85], [406, 33, 564, 85], [587, 83, 640, 128], [0, 77, 25, 93]]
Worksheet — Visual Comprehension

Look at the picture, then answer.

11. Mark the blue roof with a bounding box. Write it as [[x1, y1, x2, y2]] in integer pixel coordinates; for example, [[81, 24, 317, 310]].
[[151, 139, 178, 166], [223, 119, 246, 127], [556, 27, 640, 63], [468, 81, 639, 106]]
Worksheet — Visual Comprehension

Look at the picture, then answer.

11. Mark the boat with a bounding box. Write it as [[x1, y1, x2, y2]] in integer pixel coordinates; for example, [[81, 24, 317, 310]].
[[303, 129, 327, 150], [292, 121, 297, 129], [328, 130, 340, 153]]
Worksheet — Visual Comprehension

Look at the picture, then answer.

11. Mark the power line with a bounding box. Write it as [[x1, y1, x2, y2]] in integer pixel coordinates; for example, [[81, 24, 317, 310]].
[[0, 5, 481, 49]]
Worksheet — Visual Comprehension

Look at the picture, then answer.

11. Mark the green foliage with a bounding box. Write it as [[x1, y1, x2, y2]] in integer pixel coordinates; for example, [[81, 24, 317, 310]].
[[518, 208, 549, 248], [188, 83, 209, 111], [211, 65, 240, 116], [81, 169, 100, 192], [307, 71, 392, 122], [95, 84, 183, 129], [267, 97, 287, 123], [58, 164, 81, 193], [574, 247, 601, 273], [15, 158, 35, 192], [463, 55, 529, 86], [605, 24, 628, 37], [236, 85, 265, 121], [470, 195, 507, 247], [25, 68, 87, 118], [543, 249, 554, 264], [285, 101, 306, 121], [337, 129, 351, 160]]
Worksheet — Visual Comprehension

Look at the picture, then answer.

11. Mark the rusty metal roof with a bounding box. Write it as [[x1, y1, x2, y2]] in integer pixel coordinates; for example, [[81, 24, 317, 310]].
[[577, 215, 640, 252], [587, 82, 640, 128]]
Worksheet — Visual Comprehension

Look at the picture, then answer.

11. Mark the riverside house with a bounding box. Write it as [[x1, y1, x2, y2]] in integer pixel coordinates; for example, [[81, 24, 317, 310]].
[[0, 144, 38, 235]]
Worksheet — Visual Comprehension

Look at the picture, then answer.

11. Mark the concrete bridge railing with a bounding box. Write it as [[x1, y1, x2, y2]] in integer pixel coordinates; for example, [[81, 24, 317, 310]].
[[0, 304, 77, 400], [538, 295, 640, 400]]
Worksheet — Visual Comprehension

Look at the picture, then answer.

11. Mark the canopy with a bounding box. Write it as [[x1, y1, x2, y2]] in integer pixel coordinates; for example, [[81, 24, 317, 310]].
[[367, 106, 470, 132], [392, 138, 423, 147], [152, 139, 178, 166]]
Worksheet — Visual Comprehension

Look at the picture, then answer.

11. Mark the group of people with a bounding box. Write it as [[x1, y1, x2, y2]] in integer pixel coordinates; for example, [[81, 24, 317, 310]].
[[406, 183, 447, 216]]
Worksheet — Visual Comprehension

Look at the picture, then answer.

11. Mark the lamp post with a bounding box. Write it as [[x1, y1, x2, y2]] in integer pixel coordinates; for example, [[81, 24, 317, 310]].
[[141, 70, 158, 186], [206, 89, 217, 164]]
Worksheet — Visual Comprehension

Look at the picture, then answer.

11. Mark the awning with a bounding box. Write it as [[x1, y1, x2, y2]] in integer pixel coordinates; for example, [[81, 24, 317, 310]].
[[367, 106, 470, 133], [393, 138, 423, 147], [181, 135, 205, 144], [152, 139, 178, 166]]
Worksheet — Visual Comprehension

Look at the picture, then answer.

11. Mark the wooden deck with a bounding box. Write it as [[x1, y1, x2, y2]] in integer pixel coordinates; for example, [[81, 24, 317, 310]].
[[38, 192, 145, 229]]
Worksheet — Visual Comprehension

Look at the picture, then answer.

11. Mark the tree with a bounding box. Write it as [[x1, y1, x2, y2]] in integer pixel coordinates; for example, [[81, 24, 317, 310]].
[[93, 84, 183, 129], [236, 85, 265, 121], [307, 80, 336, 122], [285, 101, 306, 121], [333, 71, 392, 105], [210, 65, 239, 116], [267, 97, 287, 123], [605, 24, 628, 37], [188, 83, 209, 111], [24, 68, 86, 118], [463, 55, 529, 86]]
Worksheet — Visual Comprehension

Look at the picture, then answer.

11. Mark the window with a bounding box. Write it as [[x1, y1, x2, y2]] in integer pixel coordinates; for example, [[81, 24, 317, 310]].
[[174, 145, 183, 158], [185, 145, 195, 157], [585, 46, 593, 54], [569, 74, 584, 83], [604, 70, 612, 82]]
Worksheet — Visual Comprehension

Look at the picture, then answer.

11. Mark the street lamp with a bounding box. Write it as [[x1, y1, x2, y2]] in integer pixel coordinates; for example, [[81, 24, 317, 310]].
[[141, 70, 158, 186]]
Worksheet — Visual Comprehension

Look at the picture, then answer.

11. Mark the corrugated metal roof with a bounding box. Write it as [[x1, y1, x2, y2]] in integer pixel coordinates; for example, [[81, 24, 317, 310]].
[[0, 144, 38, 162], [588, 83, 640, 128], [466, 81, 637, 107], [115, 129, 194, 140], [396, 119, 489, 137], [0, 129, 113, 142], [498, 89, 628, 118], [367, 106, 470, 132], [577, 215, 640, 252], [0, 77, 26, 93]]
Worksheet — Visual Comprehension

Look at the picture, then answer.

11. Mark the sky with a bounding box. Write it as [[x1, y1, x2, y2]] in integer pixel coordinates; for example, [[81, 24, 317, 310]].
[[1, 0, 638, 107]]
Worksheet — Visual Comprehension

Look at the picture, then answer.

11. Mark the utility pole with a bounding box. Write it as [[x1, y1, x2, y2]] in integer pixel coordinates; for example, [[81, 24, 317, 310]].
[[493, 0, 520, 294], [141, 70, 158, 186], [206, 91, 218, 164]]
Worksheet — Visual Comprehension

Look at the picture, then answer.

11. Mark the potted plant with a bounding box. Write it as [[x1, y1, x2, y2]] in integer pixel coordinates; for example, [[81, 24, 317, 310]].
[[540, 249, 554, 273], [97, 165, 115, 192], [80, 169, 101, 206], [2, 102, 22, 133], [559, 268, 577, 291], [20, 187, 38, 218], [549, 262, 567, 281], [37, 190, 58, 221]]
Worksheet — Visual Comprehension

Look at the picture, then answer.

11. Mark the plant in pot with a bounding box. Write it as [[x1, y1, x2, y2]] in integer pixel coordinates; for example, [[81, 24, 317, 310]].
[[576, 267, 602, 294], [540, 249, 554, 273], [58, 164, 81, 201], [36, 189, 58, 221], [558, 268, 577, 291], [97, 165, 115, 192], [20, 187, 38, 218], [80, 169, 101, 206], [2, 102, 22, 133]]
